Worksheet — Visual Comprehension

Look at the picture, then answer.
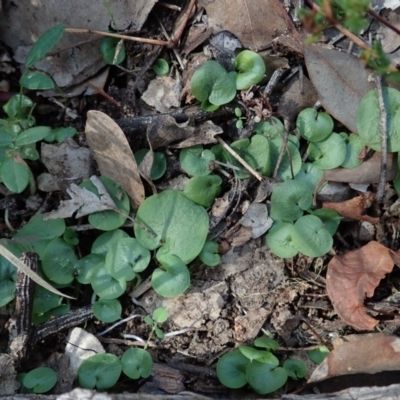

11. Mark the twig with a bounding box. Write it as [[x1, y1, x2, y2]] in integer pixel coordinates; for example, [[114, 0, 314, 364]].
[[216, 137, 263, 181], [87, 82, 121, 107], [368, 8, 400, 37], [171, 0, 197, 45], [65, 28, 170, 46], [375, 75, 388, 203]]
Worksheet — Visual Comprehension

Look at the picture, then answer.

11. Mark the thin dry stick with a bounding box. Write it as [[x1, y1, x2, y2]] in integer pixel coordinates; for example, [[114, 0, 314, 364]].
[[216, 137, 263, 181], [375, 75, 388, 203], [368, 8, 400, 37], [65, 28, 170, 46]]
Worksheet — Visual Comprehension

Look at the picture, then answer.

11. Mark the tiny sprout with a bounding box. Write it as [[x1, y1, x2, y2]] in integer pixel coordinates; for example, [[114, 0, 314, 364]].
[[152, 58, 169, 76], [296, 108, 333, 142], [234, 50, 266, 90], [23, 367, 57, 393]]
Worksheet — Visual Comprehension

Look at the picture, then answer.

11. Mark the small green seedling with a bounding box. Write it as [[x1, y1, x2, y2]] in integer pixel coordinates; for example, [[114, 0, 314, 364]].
[[183, 174, 222, 207], [23, 367, 57, 394], [152, 58, 169, 76], [254, 117, 286, 139], [190, 60, 237, 111], [93, 298, 122, 323], [234, 50, 266, 90], [235, 107, 246, 129], [144, 307, 169, 340], [283, 359, 307, 380], [90, 261, 127, 300], [266, 222, 299, 259], [296, 108, 334, 142], [198, 240, 221, 267], [99, 37, 126, 65], [179, 145, 215, 177], [308, 345, 330, 364], [121, 348, 153, 379], [340, 132, 364, 169]]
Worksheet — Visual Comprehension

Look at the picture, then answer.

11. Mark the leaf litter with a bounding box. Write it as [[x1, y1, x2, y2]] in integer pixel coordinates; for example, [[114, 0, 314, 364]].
[[3, 0, 400, 398]]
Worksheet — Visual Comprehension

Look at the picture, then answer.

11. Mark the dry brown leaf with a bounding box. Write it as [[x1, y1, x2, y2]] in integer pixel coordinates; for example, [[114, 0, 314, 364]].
[[326, 241, 395, 330], [85, 110, 144, 208], [323, 152, 398, 184], [309, 333, 400, 382], [322, 193, 379, 224], [198, 0, 289, 50]]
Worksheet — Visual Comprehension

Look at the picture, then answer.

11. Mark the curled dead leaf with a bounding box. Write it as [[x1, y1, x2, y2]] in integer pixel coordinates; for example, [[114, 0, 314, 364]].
[[326, 241, 395, 330]]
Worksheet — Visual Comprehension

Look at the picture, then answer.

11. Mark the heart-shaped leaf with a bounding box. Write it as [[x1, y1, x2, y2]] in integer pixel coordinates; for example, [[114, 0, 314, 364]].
[[198, 240, 220, 267], [294, 162, 323, 191], [269, 137, 302, 180], [183, 174, 222, 207], [93, 298, 122, 323], [216, 349, 249, 389], [121, 348, 153, 379], [90, 262, 126, 299], [340, 133, 364, 169], [179, 145, 215, 176], [296, 108, 334, 142], [265, 222, 298, 258], [246, 362, 288, 395], [235, 50, 266, 90], [307, 133, 346, 170]]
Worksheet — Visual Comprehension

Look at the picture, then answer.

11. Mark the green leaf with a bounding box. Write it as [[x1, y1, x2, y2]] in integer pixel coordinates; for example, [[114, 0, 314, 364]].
[[41, 238, 78, 285], [308, 345, 330, 364], [266, 222, 298, 258], [20, 71, 55, 90], [33, 286, 60, 314], [80, 176, 130, 231], [309, 208, 342, 235], [183, 174, 222, 207], [63, 228, 79, 246], [270, 180, 313, 222], [246, 362, 288, 395], [0, 255, 17, 307], [152, 253, 190, 298], [191, 60, 237, 106], [105, 237, 151, 281], [44, 127, 77, 143], [20, 143, 40, 161], [32, 303, 69, 325], [269, 137, 302, 180], [25, 25, 65, 68], [253, 117, 285, 139], [23, 367, 57, 393], [253, 336, 280, 351], [153, 307, 169, 323], [90, 262, 127, 299], [91, 229, 129, 256], [134, 149, 167, 180], [78, 353, 122, 390], [93, 298, 122, 323], [134, 190, 209, 264], [296, 108, 333, 142], [99, 37, 126, 65], [283, 359, 307, 380], [3, 94, 33, 119], [292, 215, 333, 257], [152, 58, 169, 76], [0, 152, 30, 193], [144, 315, 154, 326], [340, 133, 364, 169], [0, 132, 13, 147], [294, 163, 323, 191], [198, 240, 220, 267], [15, 213, 65, 241], [357, 87, 400, 152], [235, 50, 266, 90], [121, 348, 153, 379], [239, 346, 279, 365], [16, 126, 51, 146], [307, 133, 346, 170], [216, 349, 249, 389], [179, 145, 215, 177], [76, 253, 104, 284]]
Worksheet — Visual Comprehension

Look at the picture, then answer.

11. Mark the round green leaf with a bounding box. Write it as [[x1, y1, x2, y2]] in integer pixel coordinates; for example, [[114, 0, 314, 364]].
[[239, 346, 279, 365], [23, 367, 57, 393], [309, 208, 342, 235], [76, 253, 104, 284], [269, 137, 302, 180], [266, 222, 298, 258], [33, 286, 60, 314], [253, 117, 285, 139], [0, 255, 17, 307], [14, 213, 65, 241], [153, 307, 169, 323], [307, 133, 346, 170], [78, 353, 122, 390], [246, 363, 288, 395], [183, 174, 222, 207], [63, 228, 79, 246], [93, 298, 122, 323], [152, 253, 190, 298], [134, 149, 167, 180], [3, 94, 33, 118], [20, 143, 40, 160], [42, 238, 78, 285], [80, 176, 130, 231], [294, 162, 323, 191], [20, 71, 55, 90], [121, 348, 153, 379], [292, 215, 333, 257], [152, 58, 169, 76], [179, 145, 215, 177], [253, 336, 280, 351], [25, 24, 65, 68], [90, 262, 127, 299], [198, 240, 220, 267], [308, 345, 330, 364], [357, 87, 400, 152], [270, 180, 313, 222], [216, 349, 249, 389], [99, 37, 126, 65], [91, 229, 129, 256], [191, 60, 236, 106], [340, 133, 365, 169], [283, 359, 307, 380], [296, 108, 334, 142], [134, 190, 209, 264], [234, 50, 266, 90], [45, 127, 77, 143], [105, 237, 150, 281], [0, 152, 30, 193]]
